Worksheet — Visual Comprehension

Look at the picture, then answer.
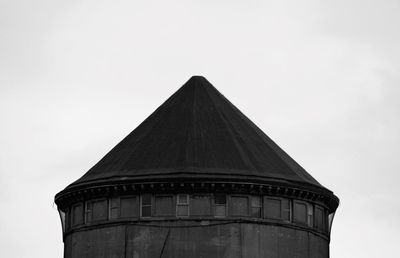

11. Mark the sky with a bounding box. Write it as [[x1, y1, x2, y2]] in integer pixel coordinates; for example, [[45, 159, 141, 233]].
[[0, 0, 399, 257]]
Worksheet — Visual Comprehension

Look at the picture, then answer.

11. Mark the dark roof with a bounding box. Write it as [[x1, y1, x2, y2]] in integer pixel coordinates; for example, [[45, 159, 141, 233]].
[[67, 76, 326, 191]]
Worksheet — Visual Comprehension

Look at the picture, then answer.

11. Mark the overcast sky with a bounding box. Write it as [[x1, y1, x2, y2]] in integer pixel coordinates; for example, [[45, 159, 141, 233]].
[[1, 0, 399, 257]]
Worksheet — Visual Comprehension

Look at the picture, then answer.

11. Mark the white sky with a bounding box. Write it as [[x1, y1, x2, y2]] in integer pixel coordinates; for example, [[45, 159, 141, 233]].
[[1, 0, 399, 257]]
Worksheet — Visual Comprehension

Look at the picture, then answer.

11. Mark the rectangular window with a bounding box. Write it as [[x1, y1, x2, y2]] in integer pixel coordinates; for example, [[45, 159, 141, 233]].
[[264, 198, 281, 220], [92, 199, 108, 221], [307, 203, 313, 227], [190, 195, 211, 216], [230, 196, 249, 217], [72, 203, 84, 226], [214, 194, 226, 217], [294, 201, 307, 225], [65, 209, 70, 230], [314, 205, 324, 230], [282, 199, 291, 221], [251, 196, 262, 218], [155, 195, 174, 216], [110, 197, 120, 219], [85, 201, 92, 223], [264, 197, 291, 221], [176, 194, 189, 217], [121, 196, 139, 218], [141, 194, 152, 217]]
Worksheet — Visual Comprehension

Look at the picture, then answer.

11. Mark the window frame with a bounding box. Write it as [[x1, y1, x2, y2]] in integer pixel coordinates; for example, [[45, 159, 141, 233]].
[[140, 194, 153, 218], [65, 207, 71, 230], [229, 195, 250, 217], [176, 194, 190, 217], [119, 195, 140, 218], [71, 202, 85, 226], [214, 193, 227, 217], [154, 194, 175, 217], [109, 197, 120, 219], [314, 204, 325, 231], [293, 200, 309, 226], [86, 198, 109, 222], [250, 195, 262, 218], [189, 194, 212, 217], [263, 197, 291, 222]]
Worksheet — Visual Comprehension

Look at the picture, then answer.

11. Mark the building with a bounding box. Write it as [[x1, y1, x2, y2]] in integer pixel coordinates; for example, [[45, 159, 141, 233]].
[[55, 76, 339, 258]]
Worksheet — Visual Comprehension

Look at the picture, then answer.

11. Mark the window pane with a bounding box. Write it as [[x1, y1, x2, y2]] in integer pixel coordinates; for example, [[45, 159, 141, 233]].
[[142, 194, 152, 205], [307, 204, 313, 227], [177, 205, 189, 216], [251, 196, 262, 218], [215, 205, 226, 217], [251, 207, 261, 218], [92, 200, 108, 221], [294, 202, 307, 224], [251, 196, 261, 207], [264, 198, 281, 219], [215, 194, 226, 204], [141, 206, 152, 217], [155, 196, 174, 216], [110, 198, 119, 219], [86, 202, 92, 222], [72, 204, 84, 226], [110, 208, 119, 219], [190, 195, 211, 216], [231, 196, 248, 216], [110, 198, 119, 208], [178, 194, 188, 204], [121, 197, 138, 218], [65, 209, 70, 229], [281, 199, 291, 221]]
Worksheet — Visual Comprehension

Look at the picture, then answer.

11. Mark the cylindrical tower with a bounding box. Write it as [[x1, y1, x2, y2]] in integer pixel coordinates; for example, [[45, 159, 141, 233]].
[[55, 76, 339, 258]]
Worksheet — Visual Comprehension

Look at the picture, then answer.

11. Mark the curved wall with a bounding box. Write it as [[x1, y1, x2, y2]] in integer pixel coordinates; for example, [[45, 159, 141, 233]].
[[62, 192, 331, 258], [64, 221, 329, 258]]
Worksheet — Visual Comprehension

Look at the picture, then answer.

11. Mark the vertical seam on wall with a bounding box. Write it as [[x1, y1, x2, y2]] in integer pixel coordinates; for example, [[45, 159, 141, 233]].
[[124, 225, 127, 258], [239, 223, 243, 258]]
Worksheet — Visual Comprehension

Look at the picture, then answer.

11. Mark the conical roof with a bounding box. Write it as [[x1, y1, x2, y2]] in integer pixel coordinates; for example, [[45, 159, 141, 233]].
[[65, 76, 329, 194]]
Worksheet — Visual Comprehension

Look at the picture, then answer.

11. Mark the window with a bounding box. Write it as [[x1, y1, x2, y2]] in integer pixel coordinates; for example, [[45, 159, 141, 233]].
[[109, 197, 120, 219], [307, 203, 313, 227], [141, 194, 152, 217], [121, 196, 139, 218], [251, 196, 262, 218], [85, 199, 108, 222], [176, 194, 189, 217], [214, 194, 226, 217], [64, 209, 70, 230], [230, 196, 249, 217], [92, 199, 108, 221], [264, 197, 291, 221], [72, 203, 84, 226], [190, 195, 211, 216], [282, 199, 291, 221], [264, 198, 281, 219], [85, 202, 92, 223], [155, 195, 174, 216], [314, 205, 325, 230], [294, 201, 307, 225]]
